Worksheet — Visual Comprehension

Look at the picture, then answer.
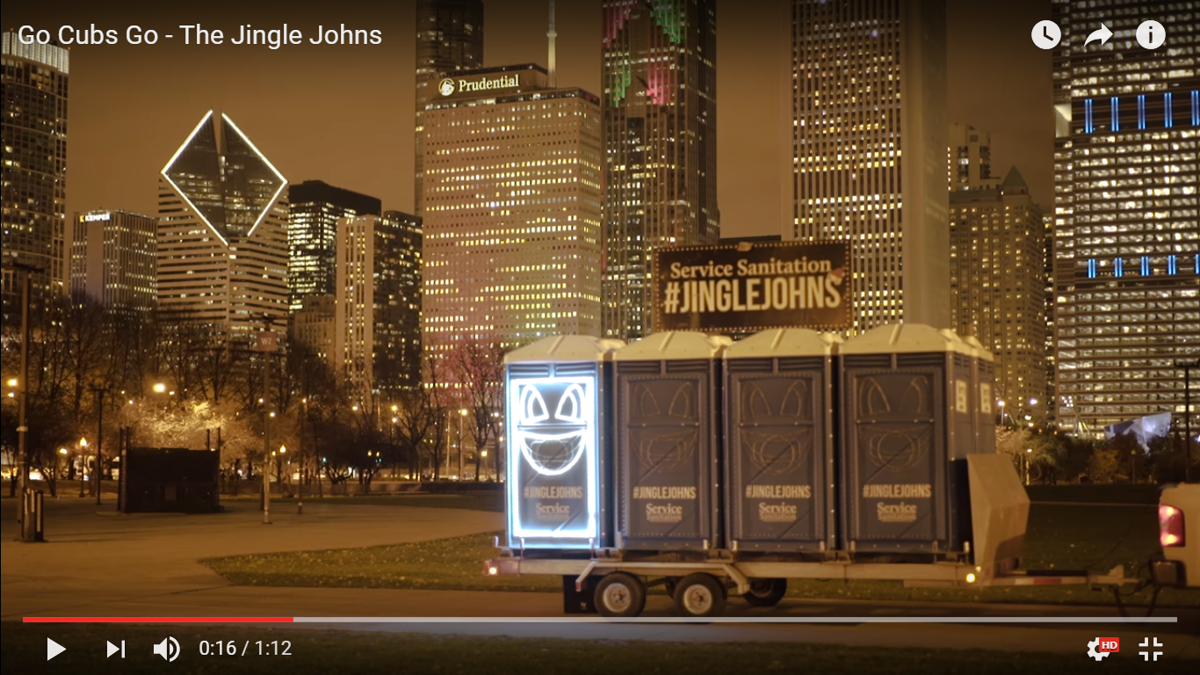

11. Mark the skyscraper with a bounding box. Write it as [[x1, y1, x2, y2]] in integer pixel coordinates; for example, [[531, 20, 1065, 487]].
[[601, 0, 719, 341], [70, 210, 157, 313], [415, 0, 484, 218], [949, 150, 1046, 423], [422, 64, 603, 355], [292, 294, 336, 362], [334, 211, 423, 402], [1051, 1, 1199, 438], [287, 180, 381, 311], [949, 123, 994, 192], [1, 32, 69, 317], [788, 0, 949, 333], [157, 110, 289, 339]]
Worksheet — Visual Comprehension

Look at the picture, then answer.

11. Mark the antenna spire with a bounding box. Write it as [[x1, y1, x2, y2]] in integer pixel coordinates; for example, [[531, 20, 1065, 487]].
[[548, 0, 557, 88]]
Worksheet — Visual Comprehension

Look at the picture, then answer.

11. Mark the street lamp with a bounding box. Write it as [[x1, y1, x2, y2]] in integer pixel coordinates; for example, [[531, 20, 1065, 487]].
[[277, 445, 287, 493], [78, 437, 88, 497], [153, 383, 166, 394], [458, 408, 469, 481], [998, 399, 1008, 426], [1174, 359, 1199, 483], [1025, 448, 1033, 486]]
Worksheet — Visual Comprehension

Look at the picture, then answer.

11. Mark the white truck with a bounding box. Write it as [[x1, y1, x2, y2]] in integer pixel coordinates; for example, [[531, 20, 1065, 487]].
[[1152, 482, 1199, 590]]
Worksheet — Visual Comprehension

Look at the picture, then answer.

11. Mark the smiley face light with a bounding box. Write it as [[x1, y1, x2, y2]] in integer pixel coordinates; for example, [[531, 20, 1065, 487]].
[[512, 379, 593, 477]]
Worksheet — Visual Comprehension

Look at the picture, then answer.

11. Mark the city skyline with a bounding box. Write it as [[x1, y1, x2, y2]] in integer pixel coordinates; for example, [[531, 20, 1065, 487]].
[[601, 0, 720, 340], [788, 0, 950, 332], [420, 63, 604, 354], [1050, 0, 1199, 438], [6, 0, 1055, 244]]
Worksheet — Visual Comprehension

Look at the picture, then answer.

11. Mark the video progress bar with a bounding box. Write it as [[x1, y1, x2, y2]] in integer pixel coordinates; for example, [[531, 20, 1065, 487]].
[[292, 616, 1180, 624], [23, 616, 1177, 624]]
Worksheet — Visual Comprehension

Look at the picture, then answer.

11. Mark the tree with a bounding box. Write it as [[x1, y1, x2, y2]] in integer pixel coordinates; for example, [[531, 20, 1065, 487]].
[[1146, 434, 1186, 485], [448, 337, 506, 481], [393, 386, 439, 480], [157, 318, 245, 405], [419, 351, 453, 480], [1087, 443, 1122, 484]]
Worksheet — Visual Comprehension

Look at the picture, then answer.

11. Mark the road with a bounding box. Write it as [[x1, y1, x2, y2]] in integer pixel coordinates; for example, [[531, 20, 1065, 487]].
[[2, 497, 1197, 660]]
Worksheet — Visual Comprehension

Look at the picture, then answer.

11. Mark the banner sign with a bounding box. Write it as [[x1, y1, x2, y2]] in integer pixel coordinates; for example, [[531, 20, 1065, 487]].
[[653, 241, 852, 332]]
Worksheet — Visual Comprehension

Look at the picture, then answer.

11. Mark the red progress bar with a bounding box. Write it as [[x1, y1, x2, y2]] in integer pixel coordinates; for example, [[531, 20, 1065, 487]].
[[23, 617, 293, 623]]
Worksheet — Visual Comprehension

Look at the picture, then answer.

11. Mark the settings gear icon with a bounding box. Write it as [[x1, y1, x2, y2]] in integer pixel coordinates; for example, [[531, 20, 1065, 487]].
[[1087, 638, 1111, 661]]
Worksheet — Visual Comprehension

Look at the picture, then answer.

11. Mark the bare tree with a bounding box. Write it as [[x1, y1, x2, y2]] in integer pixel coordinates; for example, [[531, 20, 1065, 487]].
[[419, 351, 455, 480], [448, 337, 507, 481]]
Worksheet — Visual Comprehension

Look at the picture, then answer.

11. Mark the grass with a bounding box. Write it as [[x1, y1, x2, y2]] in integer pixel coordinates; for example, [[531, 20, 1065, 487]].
[[3, 623, 1193, 675], [205, 499, 1200, 607], [221, 491, 505, 512]]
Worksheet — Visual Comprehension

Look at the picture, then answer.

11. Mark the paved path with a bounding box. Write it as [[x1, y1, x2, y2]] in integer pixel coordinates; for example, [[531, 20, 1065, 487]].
[[3, 497, 1198, 661], [1, 497, 503, 620]]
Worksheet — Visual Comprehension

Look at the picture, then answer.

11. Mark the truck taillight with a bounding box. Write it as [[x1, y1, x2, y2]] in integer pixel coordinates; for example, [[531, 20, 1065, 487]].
[[1159, 504, 1184, 548]]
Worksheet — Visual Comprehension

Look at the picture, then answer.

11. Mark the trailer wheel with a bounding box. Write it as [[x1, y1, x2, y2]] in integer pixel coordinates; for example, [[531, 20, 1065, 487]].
[[673, 573, 727, 618], [742, 578, 787, 607], [593, 572, 646, 618]]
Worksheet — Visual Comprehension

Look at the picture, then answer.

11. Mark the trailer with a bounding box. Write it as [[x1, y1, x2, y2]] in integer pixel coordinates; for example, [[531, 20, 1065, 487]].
[[487, 452, 1137, 617], [488, 328, 1176, 618]]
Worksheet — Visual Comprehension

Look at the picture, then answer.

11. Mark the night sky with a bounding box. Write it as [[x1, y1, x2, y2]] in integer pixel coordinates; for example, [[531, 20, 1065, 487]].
[[8, 0, 1052, 238]]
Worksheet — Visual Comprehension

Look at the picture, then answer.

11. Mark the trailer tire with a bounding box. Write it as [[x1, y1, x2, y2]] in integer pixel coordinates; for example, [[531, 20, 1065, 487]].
[[742, 578, 787, 607], [673, 573, 726, 618], [593, 572, 646, 618]]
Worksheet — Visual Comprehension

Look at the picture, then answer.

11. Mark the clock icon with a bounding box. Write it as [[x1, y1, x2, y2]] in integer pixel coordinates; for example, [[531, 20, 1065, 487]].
[[1032, 20, 1062, 50]]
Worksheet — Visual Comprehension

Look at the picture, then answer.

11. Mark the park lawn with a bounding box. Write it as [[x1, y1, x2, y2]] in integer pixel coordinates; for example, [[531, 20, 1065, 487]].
[[205, 500, 1199, 607], [221, 491, 505, 513], [3, 623, 1193, 675]]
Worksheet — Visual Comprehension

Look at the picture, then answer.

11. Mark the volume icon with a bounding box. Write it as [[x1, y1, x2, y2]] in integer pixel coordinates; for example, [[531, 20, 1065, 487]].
[[153, 636, 180, 662]]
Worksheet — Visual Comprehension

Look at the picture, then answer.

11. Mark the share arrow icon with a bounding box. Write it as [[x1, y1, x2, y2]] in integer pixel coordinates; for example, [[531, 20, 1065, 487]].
[[1085, 23, 1113, 47]]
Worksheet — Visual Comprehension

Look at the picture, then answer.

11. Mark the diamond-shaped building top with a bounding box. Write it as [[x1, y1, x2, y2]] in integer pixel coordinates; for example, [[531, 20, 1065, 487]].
[[162, 110, 286, 240]]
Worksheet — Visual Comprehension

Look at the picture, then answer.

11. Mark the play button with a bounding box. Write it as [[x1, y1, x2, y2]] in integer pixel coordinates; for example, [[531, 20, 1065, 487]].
[[46, 638, 66, 661]]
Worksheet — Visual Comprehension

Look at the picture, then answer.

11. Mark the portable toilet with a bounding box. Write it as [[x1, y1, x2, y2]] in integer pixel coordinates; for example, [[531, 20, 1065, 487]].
[[838, 323, 987, 558], [613, 332, 731, 552], [961, 333, 997, 454], [723, 329, 841, 553], [504, 335, 624, 550]]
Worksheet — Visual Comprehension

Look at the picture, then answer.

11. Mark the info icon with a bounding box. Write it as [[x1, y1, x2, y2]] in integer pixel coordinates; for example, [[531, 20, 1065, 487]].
[[1136, 20, 1166, 49]]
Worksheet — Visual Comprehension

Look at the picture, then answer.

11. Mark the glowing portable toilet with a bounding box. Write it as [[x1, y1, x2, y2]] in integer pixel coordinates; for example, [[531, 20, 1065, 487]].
[[838, 324, 994, 558], [723, 329, 842, 553], [613, 332, 732, 552], [504, 335, 624, 550]]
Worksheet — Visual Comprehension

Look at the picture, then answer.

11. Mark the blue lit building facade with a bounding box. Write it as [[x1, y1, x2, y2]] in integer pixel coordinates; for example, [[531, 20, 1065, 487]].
[[1051, 0, 1199, 437]]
